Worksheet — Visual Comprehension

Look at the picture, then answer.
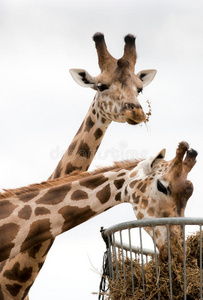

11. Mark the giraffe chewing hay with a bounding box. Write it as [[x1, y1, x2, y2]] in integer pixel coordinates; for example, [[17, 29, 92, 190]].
[[0, 142, 197, 266], [0, 32, 157, 299]]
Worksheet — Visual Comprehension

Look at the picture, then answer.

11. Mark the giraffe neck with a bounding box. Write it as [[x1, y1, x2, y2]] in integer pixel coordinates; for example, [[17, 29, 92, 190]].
[[0, 168, 129, 263], [0, 97, 112, 299], [49, 98, 111, 179]]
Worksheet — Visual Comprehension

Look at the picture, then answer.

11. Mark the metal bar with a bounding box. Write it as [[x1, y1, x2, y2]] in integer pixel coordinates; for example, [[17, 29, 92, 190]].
[[152, 227, 160, 300], [107, 235, 113, 279], [128, 228, 135, 296], [200, 225, 202, 300], [183, 225, 186, 300], [139, 227, 146, 299], [114, 240, 155, 256], [112, 233, 119, 283], [119, 230, 126, 283], [167, 225, 173, 300], [104, 217, 203, 236]]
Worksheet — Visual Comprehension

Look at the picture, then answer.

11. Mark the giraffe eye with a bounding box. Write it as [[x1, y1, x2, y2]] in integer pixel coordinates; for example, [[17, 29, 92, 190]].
[[157, 180, 168, 195], [97, 83, 109, 92]]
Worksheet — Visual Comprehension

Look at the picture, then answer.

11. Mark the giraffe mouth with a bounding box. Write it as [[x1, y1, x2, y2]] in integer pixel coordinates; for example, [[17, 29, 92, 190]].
[[122, 108, 146, 125], [126, 118, 138, 125]]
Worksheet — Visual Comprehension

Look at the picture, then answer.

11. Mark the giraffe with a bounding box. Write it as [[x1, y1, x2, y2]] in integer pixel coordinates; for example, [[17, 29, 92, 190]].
[[49, 33, 157, 179], [0, 142, 197, 270], [0, 33, 157, 299]]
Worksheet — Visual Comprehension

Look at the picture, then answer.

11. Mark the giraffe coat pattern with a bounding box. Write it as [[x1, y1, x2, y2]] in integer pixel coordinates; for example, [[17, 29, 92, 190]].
[[0, 32, 158, 299]]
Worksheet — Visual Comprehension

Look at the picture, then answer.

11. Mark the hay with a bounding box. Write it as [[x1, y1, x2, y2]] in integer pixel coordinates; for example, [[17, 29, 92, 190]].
[[106, 231, 203, 300], [145, 100, 152, 122], [187, 231, 203, 268]]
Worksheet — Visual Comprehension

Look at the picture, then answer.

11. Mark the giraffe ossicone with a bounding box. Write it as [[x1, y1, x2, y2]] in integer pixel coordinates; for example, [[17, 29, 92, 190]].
[[0, 142, 197, 264]]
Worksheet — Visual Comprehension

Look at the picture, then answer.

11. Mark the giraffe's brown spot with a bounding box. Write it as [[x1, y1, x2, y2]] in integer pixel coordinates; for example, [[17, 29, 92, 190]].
[[18, 191, 39, 202], [36, 184, 71, 205], [84, 165, 89, 171], [129, 180, 139, 189], [137, 182, 143, 190], [23, 284, 32, 299], [96, 184, 111, 204], [132, 194, 140, 204], [101, 117, 106, 124], [118, 172, 126, 177], [79, 174, 108, 190], [109, 101, 113, 110], [94, 128, 103, 140], [76, 120, 84, 136], [137, 212, 144, 219], [0, 286, 4, 299], [5, 284, 22, 297], [162, 211, 170, 217], [84, 116, 95, 132], [38, 262, 44, 270], [21, 219, 53, 253], [140, 198, 148, 209], [52, 160, 62, 179], [59, 205, 96, 232], [114, 179, 125, 190], [68, 140, 78, 156], [27, 239, 54, 259], [65, 162, 79, 174], [3, 262, 33, 283], [77, 141, 91, 159], [96, 144, 100, 153], [18, 205, 32, 220], [71, 190, 88, 200], [27, 244, 43, 259], [92, 109, 96, 114], [35, 207, 51, 216], [147, 207, 155, 216], [102, 101, 107, 109], [0, 200, 17, 219], [0, 223, 19, 262], [115, 192, 121, 201], [42, 239, 54, 257], [130, 170, 138, 178], [124, 186, 128, 196]]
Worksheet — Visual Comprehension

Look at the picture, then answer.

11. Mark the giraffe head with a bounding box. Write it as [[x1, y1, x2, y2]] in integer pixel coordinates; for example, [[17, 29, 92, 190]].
[[70, 33, 156, 125], [126, 141, 197, 260]]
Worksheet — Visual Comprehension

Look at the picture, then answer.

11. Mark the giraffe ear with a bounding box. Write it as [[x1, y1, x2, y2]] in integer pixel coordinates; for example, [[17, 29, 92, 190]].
[[136, 69, 157, 88], [151, 148, 166, 169], [69, 69, 96, 89]]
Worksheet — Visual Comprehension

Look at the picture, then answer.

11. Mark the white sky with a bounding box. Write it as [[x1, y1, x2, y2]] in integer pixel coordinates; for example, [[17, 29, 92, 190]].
[[0, 0, 203, 299]]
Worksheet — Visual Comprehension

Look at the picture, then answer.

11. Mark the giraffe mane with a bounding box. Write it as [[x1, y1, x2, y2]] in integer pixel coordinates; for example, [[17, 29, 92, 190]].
[[0, 159, 142, 199]]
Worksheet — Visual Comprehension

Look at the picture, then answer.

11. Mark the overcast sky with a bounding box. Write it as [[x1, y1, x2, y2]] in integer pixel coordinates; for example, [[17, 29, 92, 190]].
[[0, 0, 203, 299]]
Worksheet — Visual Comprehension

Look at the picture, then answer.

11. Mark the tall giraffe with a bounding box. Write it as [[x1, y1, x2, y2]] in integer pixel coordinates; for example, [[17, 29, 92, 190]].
[[0, 33, 157, 299], [0, 142, 197, 266]]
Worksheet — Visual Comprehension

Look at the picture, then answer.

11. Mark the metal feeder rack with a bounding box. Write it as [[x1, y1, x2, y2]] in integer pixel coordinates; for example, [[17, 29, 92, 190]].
[[99, 217, 203, 300]]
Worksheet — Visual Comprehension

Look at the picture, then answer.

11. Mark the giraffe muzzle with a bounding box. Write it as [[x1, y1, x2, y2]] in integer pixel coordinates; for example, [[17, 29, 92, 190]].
[[122, 102, 146, 125]]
